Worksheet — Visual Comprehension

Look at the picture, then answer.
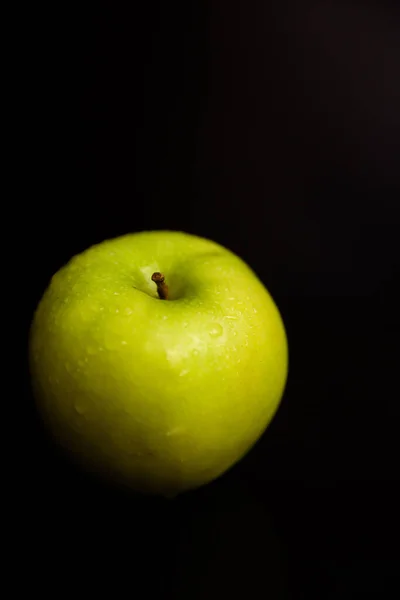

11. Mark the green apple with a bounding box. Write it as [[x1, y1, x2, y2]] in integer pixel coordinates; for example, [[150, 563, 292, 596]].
[[29, 231, 288, 496]]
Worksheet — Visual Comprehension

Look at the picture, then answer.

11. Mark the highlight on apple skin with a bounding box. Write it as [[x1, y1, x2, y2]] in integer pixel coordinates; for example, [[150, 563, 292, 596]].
[[29, 230, 288, 497]]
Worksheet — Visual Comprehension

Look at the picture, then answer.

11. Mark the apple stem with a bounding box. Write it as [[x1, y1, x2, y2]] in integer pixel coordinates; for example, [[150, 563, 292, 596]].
[[151, 272, 169, 300]]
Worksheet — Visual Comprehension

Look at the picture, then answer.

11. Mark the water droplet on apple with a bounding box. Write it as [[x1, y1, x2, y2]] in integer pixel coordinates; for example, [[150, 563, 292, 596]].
[[65, 361, 72, 373], [121, 340, 128, 345], [115, 308, 119, 313], [125, 307, 133, 315], [253, 308, 258, 313], [74, 403, 87, 415], [179, 369, 189, 377], [114, 292, 120, 296], [162, 315, 168, 320], [209, 323, 223, 338], [166, 426, 185, 436], [87, 346, 96, 355]]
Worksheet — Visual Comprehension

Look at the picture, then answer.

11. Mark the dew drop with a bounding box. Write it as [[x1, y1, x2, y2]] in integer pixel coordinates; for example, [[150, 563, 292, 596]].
[[125, 307, 133, 315], [209, 323, 223, 338], [179, 369, 189, 377], [121, 340, 128, 345]]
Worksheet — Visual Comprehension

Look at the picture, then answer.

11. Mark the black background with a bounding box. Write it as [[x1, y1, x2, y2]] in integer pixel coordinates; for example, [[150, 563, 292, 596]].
[[22, 1, 399, 597]]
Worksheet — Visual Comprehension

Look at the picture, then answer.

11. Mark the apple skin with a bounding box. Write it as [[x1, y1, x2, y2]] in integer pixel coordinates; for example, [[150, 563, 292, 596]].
[[29, 231, 288, 496]]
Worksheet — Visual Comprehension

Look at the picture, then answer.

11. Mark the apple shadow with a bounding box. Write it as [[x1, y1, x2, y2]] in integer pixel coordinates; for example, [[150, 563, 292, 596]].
[[169, 480, 289, 599]]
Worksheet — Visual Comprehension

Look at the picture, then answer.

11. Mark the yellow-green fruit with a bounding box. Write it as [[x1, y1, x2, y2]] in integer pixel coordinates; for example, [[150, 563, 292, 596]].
[[29, 231, 288, 496]]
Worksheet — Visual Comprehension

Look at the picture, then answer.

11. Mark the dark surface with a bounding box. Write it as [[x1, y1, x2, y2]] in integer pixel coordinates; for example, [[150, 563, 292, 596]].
[[21, 2, 399, 597]]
